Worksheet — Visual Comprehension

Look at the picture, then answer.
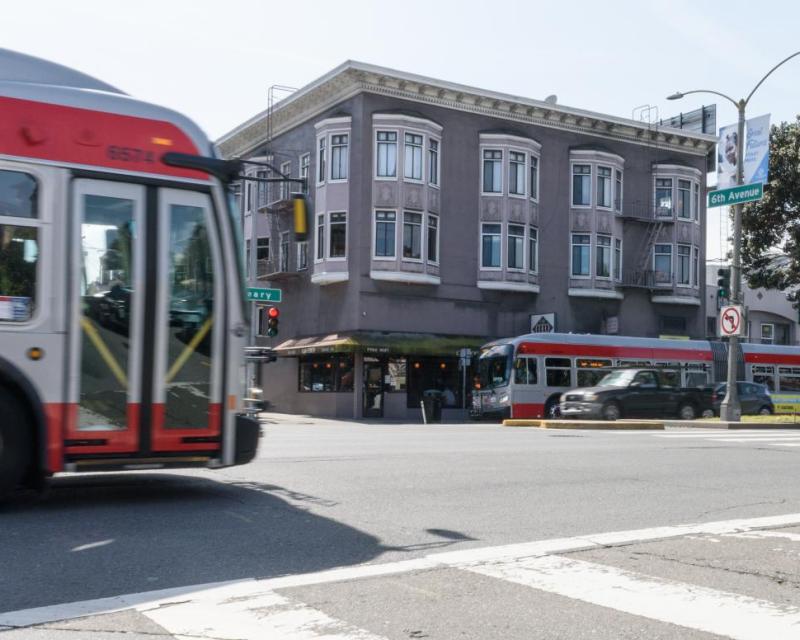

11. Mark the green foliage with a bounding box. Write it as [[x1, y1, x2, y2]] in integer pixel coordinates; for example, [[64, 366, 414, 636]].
[[742, 116, 800, 302]]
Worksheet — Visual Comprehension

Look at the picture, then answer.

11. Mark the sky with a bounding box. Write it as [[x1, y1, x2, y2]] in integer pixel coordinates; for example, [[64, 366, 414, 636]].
[[3, 0, 799, 261]]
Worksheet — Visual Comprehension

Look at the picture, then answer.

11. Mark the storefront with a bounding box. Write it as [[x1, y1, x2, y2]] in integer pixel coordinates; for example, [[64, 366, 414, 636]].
[[271, 332, 486, 420]]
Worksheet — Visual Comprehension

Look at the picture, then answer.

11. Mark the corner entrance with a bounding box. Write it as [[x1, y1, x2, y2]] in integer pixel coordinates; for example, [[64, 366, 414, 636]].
[[363, 357, 384, 418]]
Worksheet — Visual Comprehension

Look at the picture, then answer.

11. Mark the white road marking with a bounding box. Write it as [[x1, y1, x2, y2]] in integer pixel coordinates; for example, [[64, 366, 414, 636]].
[[467, 555, 800, 640], [724, 531, 800, 543], [4, 513, 800, 634], [143, 583, 388, 640], [709, 437, 800, 443], [70, 539, 115, 552]]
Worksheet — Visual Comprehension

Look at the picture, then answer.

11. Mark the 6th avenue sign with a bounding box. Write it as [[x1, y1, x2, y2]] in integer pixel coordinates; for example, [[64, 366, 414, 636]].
[[246, 287, 282, 303], [707, 182, 763, 208]]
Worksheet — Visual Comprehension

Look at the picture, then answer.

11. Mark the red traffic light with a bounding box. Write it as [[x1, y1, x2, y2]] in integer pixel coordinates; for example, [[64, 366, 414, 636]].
[[268, 307, 280, 318]]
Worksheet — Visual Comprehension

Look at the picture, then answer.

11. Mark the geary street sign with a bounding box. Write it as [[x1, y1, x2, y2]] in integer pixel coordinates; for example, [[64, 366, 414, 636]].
[[246, 287, 282, 303], [707, 182, 763, 208]]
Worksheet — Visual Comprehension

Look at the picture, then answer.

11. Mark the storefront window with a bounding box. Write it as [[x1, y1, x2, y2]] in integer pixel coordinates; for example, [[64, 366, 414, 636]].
[[407, 356, 464, 408], [387, 358, 407, 391], [299, 354, 354, 392]]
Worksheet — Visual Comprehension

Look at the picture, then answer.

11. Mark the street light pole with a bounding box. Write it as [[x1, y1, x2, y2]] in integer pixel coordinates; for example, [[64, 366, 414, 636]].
[[667, 50, 800, 422]]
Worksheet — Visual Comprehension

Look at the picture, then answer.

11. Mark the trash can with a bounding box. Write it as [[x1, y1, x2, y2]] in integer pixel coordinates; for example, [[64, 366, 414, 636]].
[[423, 390, 443, 423]]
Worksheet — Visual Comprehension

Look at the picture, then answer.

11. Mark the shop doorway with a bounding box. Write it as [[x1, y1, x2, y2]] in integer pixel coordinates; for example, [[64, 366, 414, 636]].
[[363, 358, 385, 418]]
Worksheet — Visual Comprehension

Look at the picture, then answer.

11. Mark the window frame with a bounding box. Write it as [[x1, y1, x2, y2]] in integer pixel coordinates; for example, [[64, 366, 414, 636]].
[[296, 240, 308, 271], [256, 236, 270, 262], [328, 211, 347, 260], [509, 150, 526, 198], [693, 246, 700, 289], [403, 131, 424, 183], [614, 169, 623, 213], [655, 177, 674, 217], [677, 179, 692, 219], [693, 182, 700, 222], [402, 211, 423, 262], [317, 135, 326, 186], [480, 222, 502, 270], [528, 226, 538, 274], [596, 234, 612, 279], [653, 243, 673, 286], [571, 233, 591, 278], [571, 163, 592, 208], [298, 153, 310, 195], [280, 160, 292, 201], [614, 238, 622, 282], [676, 243, 691, 286], [507, 223, 525, 271], [375, 129, 399, 180], [315, 213, 325, 262], [428, 137, 440, 188], [0, 209, 41, 325], [596, 165, 613, 210], [373, 209, 397, 260], [761, 323, 775, 345], [329, 132, 349, 182], [529, 155, 539, 202], [279, 230, 290, 272], [427, 213, 439, 265], [481, 148, 503, 195]]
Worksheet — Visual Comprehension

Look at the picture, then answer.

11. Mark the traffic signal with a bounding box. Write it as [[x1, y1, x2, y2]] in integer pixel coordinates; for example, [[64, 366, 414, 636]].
[[266, 306, 279, 337], [717, 267, 731, 300]]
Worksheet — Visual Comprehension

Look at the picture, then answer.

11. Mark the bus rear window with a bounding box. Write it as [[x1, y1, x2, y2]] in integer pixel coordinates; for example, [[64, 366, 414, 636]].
[[0, 170, 38, 218]]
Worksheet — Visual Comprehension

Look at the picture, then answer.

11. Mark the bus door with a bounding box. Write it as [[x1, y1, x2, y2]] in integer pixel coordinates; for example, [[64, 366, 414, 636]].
[[67, 180, 224, 459]]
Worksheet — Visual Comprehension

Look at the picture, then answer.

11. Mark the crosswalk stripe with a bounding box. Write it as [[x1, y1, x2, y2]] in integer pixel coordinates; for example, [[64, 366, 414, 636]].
[[467, 555, 800, 640], [142, 584, 388, 640]]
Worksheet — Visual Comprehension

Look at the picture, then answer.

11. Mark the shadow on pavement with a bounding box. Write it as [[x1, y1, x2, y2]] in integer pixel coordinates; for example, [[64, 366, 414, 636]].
[[0, 473, 391, 613]]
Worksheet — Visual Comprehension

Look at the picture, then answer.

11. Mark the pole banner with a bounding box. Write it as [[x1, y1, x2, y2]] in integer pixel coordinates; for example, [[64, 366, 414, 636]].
[[717, 122, 739, 189], [744, 113, 770, 184]]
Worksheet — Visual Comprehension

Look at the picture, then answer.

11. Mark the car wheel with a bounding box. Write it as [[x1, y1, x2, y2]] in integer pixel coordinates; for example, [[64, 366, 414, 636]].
[[601, 401, 621, 421], [544, 399, 561, 419], [678, 403, 697, 420], [758, 406, 773, 416]]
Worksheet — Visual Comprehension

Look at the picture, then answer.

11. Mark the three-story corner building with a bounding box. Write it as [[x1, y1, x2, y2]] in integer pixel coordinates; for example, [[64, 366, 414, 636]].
[[219, 61, 717, 420]]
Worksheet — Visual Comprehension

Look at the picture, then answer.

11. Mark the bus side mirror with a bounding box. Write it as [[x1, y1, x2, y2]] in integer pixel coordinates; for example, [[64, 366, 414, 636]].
[[293, 195, 307, 240]]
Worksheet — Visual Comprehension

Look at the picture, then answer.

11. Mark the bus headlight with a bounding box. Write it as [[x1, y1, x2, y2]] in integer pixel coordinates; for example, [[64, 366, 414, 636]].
[[498, 393, 509, 404]]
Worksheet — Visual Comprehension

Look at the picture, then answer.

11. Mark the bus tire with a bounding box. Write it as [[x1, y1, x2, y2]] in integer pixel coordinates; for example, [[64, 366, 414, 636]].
[[0, 387, 33, 498], [601, 401, 621, 421], [758, 405, 773, 416], [677, 402, 697, 421], [544, 397, 561, 419]]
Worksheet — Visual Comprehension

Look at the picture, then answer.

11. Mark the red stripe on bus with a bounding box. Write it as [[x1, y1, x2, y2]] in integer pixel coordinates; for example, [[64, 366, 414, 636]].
[[63, 402, 140, 454], [0, 96, 205, 179], [512, 403, 544, 419], [149, 403, 222, 451], [43, 402, 65, 473], [516, 342, 713, 361], [744, 352, 800, 365]]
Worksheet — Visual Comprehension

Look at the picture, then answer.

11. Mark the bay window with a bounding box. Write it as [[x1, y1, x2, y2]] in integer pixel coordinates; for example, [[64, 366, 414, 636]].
[[329, 212, 347, 258], [693, 247, 700, 287], [509, 151, 525, 196], [376, 131, 397, 177], [403, 212, 422, 260], [404, 133, 423, 181], [596, 235, 611, 278], [572, 165, 591, 206], [615, 169, 623, 212], [483, 150, 502, 193], [330, 134, 348, 180], [508, 224, 524, 270], [597, 166, 612, 208], [427, 214, 438, 263], [677, 244, 691, 285], [481, 223, 501, 268], [677, 179, 691, 218], [571, 234, 590, 276], [375, 211, 396, 258], [654, 244, 672, 284], [656, 178, 673, 216], [428, 139, 439, 186], [317, 137, 326, 183], [528, 227, 538, 273], [316, 214, 325, 260], [530, 156, 539, 201], [614, 238, 622, 281]]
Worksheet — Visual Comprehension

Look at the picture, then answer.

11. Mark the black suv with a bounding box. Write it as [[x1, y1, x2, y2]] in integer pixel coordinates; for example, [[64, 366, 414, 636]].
[[711, 382, 774, 416]]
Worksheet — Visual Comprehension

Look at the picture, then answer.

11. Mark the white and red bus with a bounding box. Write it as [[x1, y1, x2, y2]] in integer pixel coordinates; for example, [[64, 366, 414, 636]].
[[473, 333, 800, 419], [0, 49, 259, 495]]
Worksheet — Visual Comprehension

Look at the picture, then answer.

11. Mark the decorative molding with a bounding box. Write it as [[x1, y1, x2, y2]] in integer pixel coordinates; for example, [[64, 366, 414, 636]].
[[217, 63, 717, 160], [370, 270, 440, 285], [651, 295, 701, 306], [568, 288, 624, 300], [478, 281, 540, 293]]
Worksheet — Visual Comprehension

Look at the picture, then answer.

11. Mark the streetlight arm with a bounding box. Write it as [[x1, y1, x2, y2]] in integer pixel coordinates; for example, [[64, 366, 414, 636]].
[[745, 50, 800, 106], [669, 88, 739, 109]]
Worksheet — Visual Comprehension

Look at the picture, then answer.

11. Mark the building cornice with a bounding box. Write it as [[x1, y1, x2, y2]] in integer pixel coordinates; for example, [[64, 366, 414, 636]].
[[218, 62, 717, 160]]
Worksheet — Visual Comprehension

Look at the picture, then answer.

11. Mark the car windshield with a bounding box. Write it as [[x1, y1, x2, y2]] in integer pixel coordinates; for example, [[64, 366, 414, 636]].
[[477, 344, 512, 389], [597, 370, 637, 387]]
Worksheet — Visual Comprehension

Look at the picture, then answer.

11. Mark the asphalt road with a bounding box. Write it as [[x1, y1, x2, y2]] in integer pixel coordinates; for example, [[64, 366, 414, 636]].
[[2, 420, 800, 638]]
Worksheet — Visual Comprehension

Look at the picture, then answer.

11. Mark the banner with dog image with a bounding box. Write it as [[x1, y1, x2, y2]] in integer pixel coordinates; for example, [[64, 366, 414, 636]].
[[716, 115, 770, 189]]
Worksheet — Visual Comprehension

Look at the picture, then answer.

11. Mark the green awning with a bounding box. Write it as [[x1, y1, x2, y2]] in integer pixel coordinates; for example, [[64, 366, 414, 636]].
[[273, 332, 488, 356]]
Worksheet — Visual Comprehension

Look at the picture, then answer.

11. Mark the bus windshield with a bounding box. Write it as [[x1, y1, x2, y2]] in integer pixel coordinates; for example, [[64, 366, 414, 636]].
[[477, 344, 512, 389], [597, 370, 637, 387]]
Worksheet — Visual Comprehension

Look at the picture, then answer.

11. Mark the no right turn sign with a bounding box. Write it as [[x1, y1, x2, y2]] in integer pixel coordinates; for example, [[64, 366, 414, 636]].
[[719, 305, 744, 337]]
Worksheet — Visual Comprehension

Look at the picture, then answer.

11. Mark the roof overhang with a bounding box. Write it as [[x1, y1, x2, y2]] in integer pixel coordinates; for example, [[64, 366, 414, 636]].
[[273, 331, 488, 356]]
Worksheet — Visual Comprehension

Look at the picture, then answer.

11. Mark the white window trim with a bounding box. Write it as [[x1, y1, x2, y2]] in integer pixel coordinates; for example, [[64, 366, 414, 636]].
[[327, 211, 348, 261], [614, 169, 623, 214], [373, 127, 400, 181], [504, 222, 528, 273], [480, 146, 504, 196], [314, 213, 325, 263], [595, 234, 613, 280], [401, 210, 424, 263], [692, 246, 700, 289], [654, 176, 674, 218], [676, 179, 693, 220], [676, 243, 692, 287], [428, 136, 441, 189], [426, 213, 440, 266], [372, 209, 398, 261], [316, 135, 326, 187], [761, 322, 775, 344], [296, 240, 308, 271], [693, 181, 701, 224], [570, 233, 592, 279], [402, 130, 425, 184], [653, 244, 673, 287], [508, 148, 527, 199], [614, 237, 623, 282], [529, 153, 540, 203], [280, 160, 292, 201], [479, 222, 503, 271], [596, 165, 614, 210], [297, 153, 310, 195], [279, 230, 290, 272], [327, 129, 350, 184], [528, 226, 539, 274], [570, 162, 592, 209]]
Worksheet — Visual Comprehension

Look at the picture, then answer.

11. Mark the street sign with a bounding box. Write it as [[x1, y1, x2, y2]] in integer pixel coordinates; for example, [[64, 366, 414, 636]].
[[246, 287, 282, 303], [707, 182, 763, 208], [719, 305, 744, 337]]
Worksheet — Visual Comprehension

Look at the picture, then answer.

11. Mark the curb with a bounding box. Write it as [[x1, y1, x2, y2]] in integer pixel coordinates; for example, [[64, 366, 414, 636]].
[[663, 420, 800, 430], [503, 419, 664, 430]]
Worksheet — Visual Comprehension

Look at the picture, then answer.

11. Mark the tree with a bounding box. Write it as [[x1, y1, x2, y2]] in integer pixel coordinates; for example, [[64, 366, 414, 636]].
[[741, 116, 800, 301]]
